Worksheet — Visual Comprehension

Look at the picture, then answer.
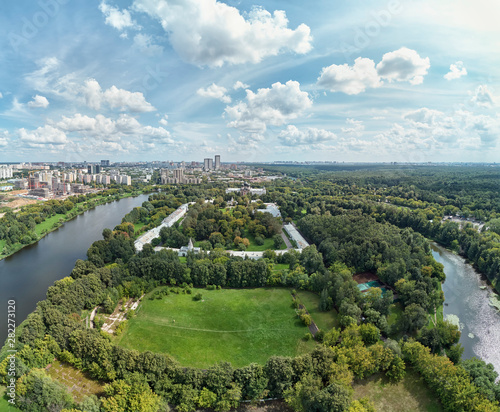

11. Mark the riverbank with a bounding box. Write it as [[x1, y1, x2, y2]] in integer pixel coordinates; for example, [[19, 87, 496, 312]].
[[0, 194, 151, 345], [0, 191, 145, 261], [432, 243, 500, 374]]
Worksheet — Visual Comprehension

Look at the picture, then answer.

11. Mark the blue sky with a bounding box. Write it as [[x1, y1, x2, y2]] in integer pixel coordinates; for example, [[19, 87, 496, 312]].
[[0, 0, 499, 163]]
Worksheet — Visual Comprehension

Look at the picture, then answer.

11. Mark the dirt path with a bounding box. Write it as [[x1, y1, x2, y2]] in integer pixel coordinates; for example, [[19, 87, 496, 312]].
[[89, 306, 98, 329]]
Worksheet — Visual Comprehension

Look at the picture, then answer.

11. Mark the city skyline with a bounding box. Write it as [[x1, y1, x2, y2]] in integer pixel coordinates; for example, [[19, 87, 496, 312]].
[[0, 1, 499, 163]]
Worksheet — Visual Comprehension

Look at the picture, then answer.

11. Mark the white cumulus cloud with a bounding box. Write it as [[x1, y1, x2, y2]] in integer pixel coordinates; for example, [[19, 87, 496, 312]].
[[55, 113, 169, 141], [132, 0, 312, 67], [27, 95, 49, 109], [278, 125, 337, 146], [19, 125, 68, 145], [317, 48, 429, 94], [376, 47, 430, 85], [197, 84, 231, 103], [0, 131, 8, 147], [233, 81, 250, 90], [317, 57, 382, 95], [470, 85, 495, 107], [159, 114, 168, 126], [82, 79, 155, 112], [225, 80, 312, 133], [99, 1, 139, 31], [341, 118, 365, 136], [444, 61, 467, 80]]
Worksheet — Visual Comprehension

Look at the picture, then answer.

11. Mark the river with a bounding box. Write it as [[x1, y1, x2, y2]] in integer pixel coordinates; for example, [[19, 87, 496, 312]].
[[432, 243, 500, 373], [0, 194, 150, 344]]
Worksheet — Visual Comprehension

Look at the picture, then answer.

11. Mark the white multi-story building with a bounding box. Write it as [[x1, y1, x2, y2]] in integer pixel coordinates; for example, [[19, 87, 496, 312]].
[[0, 165, 13, 180], [120, 175, 131, 185]]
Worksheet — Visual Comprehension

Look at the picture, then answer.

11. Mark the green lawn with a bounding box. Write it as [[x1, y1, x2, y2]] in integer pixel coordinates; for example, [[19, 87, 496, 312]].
[[243, 230, 277, 251], [242, 230, 286, 251], [272, 263, 289, 272], [133, 221, 148, 233], [388, 303, 404, 339], [352, 369, 443, 412], [117, 288, 316, 368], [0, 387, 21, 412], [388, 303, 403, 327], [296, 291, 339, 331], [34, 213, 66, 236]]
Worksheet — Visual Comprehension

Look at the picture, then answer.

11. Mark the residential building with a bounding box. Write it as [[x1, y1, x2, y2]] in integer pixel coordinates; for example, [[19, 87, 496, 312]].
[[120, 175, 131, 185], [0, 165, 13, 180], [204, 158, 212, 171], [215, 155, 221, 170]]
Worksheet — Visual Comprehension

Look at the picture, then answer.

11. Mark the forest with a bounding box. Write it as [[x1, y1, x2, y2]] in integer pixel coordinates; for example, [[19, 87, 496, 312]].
[[2, 165, 500, 411]]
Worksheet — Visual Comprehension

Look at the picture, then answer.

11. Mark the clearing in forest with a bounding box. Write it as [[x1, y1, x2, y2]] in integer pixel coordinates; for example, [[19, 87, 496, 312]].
[[116, 288, 327, 368]]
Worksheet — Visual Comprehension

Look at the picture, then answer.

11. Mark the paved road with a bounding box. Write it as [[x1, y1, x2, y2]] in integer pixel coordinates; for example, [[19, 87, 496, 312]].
[[280, 231, 292, 249]]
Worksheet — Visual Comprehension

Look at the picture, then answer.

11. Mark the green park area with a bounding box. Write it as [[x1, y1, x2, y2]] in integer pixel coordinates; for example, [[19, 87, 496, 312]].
[[0, 386, 21, 412], [353, 369, 443, 412], [117, 288, 319, 368], [296, 291, 339, 331]]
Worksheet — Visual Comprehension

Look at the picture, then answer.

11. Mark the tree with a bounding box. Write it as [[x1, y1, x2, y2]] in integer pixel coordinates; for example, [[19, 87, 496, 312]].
[[234, 363, 268, 401], [401, 303, 427, 333], [101, 379, 161, 412], [461, 357, 500, 402], [285, 374, 351, 412], [300, 245, 324, 274], [16, 368, 74, 411], [385, 356, 406, 382], [265, 356, 294, 397]]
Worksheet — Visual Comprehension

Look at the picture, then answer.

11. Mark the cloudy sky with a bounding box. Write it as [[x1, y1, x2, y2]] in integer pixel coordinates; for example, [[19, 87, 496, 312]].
[[0, 0, 499, 163]]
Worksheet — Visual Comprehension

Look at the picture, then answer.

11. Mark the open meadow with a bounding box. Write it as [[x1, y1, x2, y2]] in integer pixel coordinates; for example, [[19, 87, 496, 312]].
[[117, 288, 322, 368]]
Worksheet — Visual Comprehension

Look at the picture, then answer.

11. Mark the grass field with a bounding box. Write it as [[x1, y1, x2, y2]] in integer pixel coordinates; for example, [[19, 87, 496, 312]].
[[242, 230, 280, 251], [272, 263, 289, 272], [0, 387, 21, 412], [353, 369, 443, 412], [117, 288, 316, 368], [296, 291, 339, 331], [34, 213, 66, 236]]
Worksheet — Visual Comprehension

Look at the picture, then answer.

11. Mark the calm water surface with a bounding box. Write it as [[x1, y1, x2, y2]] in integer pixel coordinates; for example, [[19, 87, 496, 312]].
[[0, 194, 149, 344], [432, 243, 500, 373]]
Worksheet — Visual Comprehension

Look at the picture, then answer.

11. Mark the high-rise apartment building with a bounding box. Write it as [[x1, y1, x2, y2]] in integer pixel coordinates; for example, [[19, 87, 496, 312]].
[[0, 165, 13, 179], [215, 155, 220, 170]]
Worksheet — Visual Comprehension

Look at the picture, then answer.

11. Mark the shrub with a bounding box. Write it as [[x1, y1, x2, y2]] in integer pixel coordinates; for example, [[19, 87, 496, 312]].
[[193, 293, 203, 301], [115, 320, 128, 336], [255, 236, 265, 246], [300, 314, 312, 326], [315, 330, 324, 342], [304, 333, 312, 341]]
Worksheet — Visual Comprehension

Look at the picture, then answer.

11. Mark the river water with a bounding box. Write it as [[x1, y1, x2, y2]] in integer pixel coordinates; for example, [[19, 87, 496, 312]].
[[0, 194, 149, 344], [432, 243, 500, 373]]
